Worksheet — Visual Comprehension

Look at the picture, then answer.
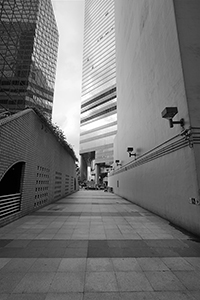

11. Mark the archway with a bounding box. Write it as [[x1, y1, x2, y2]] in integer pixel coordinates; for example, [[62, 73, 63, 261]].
[[0, 162, 25, 218]]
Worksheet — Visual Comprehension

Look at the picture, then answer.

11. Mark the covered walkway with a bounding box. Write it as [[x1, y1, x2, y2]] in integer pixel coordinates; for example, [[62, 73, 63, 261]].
[[0, 190, 200, 299]]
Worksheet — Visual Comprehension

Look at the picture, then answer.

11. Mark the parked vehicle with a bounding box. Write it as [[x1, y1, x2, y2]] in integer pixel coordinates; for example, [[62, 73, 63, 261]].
[[86, 180, 96, 190]]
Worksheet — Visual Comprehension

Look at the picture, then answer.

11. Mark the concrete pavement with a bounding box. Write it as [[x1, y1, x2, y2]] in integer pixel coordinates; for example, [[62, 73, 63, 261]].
[[0, 190, 200, 299]]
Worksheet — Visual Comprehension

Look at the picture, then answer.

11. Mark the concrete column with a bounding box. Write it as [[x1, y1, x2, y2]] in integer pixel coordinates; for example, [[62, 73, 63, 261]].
[[87, 165, 91, 181], [95, 164, 100, 185], [80, 155, 87, 182]]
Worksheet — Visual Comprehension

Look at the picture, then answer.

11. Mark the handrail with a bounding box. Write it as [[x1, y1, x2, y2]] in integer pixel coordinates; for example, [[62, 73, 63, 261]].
[[123, 132, 182, 170], [109, 127, 200, 177], [110, 129, 190, 176]]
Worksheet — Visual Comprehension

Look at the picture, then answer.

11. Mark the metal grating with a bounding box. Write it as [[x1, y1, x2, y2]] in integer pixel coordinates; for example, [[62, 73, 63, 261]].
[[0, 193, 21, 219]]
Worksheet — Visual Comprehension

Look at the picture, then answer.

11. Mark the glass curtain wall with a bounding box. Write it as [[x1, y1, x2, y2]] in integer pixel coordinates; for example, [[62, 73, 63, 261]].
[[0, 0, 59, 118]]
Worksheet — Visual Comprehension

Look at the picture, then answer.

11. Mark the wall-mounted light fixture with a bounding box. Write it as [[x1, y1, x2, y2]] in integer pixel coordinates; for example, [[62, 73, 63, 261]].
[[127, 147, 137, 158], [161, 107, 184, 128], [115, 160, 122, 166]]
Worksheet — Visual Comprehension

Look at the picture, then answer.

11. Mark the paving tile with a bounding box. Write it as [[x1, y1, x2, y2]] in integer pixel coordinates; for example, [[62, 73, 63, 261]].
[[0, 272, 25, 293], [39, 247, 65, 258], [89, 235, 106, 240], [63, 248, 87, 258], [184, 257, 200, 270], [116, 271, 153, 292], [49, 272, 85, 292], [112, 258, 142, 272], [110, 247, 157, 258], [153, 248, 180, 257], [5, 240, 31, 248], [45, 293, 83, 300], [83, 292, 121, 300], [1, 191, 199, 298], [88, 240, 108, 248], [174, 247, 200, 257], [1, 258, 36, 273], [58, 258, 86, 272], [72, 235, 90, 240], [29, 258, 61, 272], [136, 258, 169, 271], [107, 240, 146, 248], [153, 291, 197, 300], [87, 247, 110, 258], [0, 240, 13, 248], [109, 248, 133, 258], [53, 235, 73, 240], [0, 235, 20, 240], [105, 229, 122, 233], [0, 294, 8, 300], [173, 271, 200, 290], [47, 240, 69, 248], [7, 294, 46, 300], [15, 248, 44, 258], [13, 272, 55, 293], [119, 292, 155, 300], [123, 233, 143, 239], [67, 241, 88, 248], [138, 234, 159, 239], [104, 226, 117, 229], [183, 240, 200, 250], [106, 235, 124, 240], [36, 235, 55, 240], [190, 291, 200, 300], [161, 257, 195, 271], [85, 272, 118, 292], [0, 258, 11, 269], [0, 248, 18, 258], [143, 239, 187, 248], [86, 258, 114, 272], [144, 271, 186, 291], [19, 234, 41, 239]]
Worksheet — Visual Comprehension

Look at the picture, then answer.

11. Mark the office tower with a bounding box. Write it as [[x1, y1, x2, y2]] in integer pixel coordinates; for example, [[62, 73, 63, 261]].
[[0, 0, 59, 118], [80, 0, 117, 185]]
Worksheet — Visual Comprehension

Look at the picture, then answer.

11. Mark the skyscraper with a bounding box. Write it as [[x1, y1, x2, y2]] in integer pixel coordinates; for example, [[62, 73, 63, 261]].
[[0, 0, 59, 118], [80, 0, 117, 185]]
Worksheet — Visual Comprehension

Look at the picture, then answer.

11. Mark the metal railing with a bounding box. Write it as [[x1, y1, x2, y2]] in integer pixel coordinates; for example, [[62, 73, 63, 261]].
[[0, 193, 21, 219]]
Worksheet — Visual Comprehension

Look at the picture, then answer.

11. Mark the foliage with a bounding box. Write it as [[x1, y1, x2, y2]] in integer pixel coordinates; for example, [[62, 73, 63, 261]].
[[32, 107, 78, 161]]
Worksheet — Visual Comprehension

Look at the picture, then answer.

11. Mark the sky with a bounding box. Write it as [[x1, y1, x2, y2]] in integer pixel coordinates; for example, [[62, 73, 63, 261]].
[[51, 0, 85, 160]]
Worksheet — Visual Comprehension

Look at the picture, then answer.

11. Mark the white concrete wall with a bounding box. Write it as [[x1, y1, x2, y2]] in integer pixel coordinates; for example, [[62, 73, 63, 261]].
[[173, 0, 200, 127], [173, 0, 200, 205], [115, 0, 189, 161], [109, 0, 200, 236]]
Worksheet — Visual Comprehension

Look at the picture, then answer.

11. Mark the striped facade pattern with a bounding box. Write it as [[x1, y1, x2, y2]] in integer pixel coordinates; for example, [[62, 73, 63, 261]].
[[80, 0, 117, 166]]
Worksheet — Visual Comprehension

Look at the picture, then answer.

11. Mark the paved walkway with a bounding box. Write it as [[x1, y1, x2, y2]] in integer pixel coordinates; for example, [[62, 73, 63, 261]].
[[0, 190, 200, 300]]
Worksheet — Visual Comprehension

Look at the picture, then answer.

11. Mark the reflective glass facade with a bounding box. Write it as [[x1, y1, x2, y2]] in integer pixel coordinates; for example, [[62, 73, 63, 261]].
[[0, 0, 59, 117], [80, 0, 117, 183]]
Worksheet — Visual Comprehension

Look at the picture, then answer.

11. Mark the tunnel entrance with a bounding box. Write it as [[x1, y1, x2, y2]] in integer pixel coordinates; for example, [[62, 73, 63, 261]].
[[0, 162, 25, 218]]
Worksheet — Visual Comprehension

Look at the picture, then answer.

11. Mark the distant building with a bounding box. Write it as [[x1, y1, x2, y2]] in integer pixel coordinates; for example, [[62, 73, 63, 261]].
[[0, 0, 59, 118], [79, 0, 117, 185]]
